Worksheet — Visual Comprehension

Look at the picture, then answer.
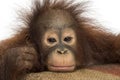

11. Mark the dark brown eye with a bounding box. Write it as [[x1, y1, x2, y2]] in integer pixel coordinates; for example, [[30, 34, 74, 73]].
[[47, 38, 56, 43], [64, 36, 72, 42]]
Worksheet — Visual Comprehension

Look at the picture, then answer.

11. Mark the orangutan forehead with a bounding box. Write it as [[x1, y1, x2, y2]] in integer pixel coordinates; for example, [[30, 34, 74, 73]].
[[37, 9, 76, 29]]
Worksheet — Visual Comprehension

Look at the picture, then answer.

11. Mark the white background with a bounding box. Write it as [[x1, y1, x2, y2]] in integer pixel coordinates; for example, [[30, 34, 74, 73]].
[[0, 0, 120, 40]]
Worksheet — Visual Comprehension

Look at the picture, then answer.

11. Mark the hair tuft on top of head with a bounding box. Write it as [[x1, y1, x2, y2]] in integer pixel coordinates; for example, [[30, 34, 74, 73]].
[[20, 0, 89, 29]]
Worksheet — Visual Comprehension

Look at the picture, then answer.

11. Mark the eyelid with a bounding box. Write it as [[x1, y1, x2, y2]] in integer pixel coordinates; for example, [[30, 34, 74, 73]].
[[64, 36, 73, 42], [66, 36, 73, 39], [47, 37, 57, 43]]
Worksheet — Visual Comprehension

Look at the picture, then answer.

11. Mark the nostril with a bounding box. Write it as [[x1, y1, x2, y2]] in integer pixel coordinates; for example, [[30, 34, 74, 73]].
[[57, 50, 62, 54], [64, 50, 68, 53], [57, 50, 68, 54]]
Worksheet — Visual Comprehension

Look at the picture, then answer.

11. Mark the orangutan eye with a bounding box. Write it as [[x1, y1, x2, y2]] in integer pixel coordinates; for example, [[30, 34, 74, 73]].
[[64, 36, 72, 42], [47, 38, 57, 43]]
